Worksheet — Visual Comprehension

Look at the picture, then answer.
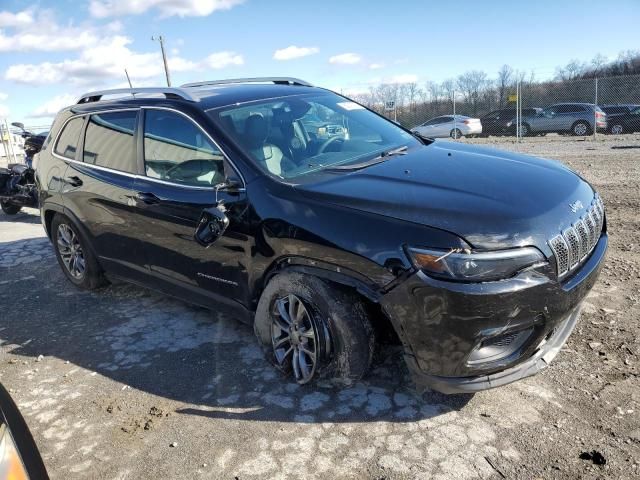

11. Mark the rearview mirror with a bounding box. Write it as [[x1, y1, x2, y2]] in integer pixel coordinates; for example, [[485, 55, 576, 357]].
[[194, 206, 229, 247], [0, 383, 49, 479]]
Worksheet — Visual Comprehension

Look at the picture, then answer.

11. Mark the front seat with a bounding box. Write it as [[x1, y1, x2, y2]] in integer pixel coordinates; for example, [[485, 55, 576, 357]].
[[244, 113, 291, 176]]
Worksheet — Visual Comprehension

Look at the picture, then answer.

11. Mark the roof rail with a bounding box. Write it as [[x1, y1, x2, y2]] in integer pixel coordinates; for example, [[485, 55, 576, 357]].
[[181, 77, 313, 88], [76, 87, 196, 104]]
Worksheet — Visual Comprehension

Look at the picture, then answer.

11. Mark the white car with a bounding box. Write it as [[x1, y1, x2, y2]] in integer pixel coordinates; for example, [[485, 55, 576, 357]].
[[411, 115, 482, 139]]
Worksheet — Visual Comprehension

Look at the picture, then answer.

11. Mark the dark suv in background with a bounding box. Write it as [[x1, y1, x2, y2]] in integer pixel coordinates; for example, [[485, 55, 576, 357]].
[[600, 104, 640, 134], [36, 78, 607, 393], [480, 107, 541, 136]]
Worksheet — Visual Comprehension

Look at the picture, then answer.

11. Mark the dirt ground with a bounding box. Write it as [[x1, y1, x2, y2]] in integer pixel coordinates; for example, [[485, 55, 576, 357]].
[[0, 134, 638, 479]]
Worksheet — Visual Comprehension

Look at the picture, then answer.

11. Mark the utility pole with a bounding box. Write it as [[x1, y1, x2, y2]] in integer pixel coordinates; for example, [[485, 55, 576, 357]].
[[152, 35, 171, 87]]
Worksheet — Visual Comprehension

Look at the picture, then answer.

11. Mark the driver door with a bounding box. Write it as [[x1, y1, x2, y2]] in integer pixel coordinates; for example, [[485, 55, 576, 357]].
[[130, 108, 251, 309]]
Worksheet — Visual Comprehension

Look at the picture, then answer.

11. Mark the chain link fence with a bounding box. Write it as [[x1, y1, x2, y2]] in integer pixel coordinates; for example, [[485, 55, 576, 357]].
[[349, 73, 640, 141]]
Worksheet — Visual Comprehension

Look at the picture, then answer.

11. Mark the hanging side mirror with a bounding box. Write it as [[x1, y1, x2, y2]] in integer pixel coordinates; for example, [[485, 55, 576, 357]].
[[194, 206, 229, 247]]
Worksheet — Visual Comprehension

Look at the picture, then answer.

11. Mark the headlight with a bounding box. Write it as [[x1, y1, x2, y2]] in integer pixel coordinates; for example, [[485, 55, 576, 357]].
[[407, 247, 546, 282], [506, 121, 513, 127]]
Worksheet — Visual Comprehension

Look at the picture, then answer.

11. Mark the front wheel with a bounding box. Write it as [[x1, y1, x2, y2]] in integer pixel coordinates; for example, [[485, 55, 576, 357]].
[[51, 214, 106, 290], [254, 272, 374, 385], [0, 201, 21, 215], [450, 128, 463, 139], [518, 123, 530, 137]]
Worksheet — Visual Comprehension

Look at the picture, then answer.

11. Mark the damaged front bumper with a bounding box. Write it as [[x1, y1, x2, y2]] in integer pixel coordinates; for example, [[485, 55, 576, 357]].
[[381, 233, 607, 394]]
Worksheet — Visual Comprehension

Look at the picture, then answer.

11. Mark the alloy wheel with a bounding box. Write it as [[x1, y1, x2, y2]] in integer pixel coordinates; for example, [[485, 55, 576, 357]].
[[57, 223, 86, 279], [611, 124, 623, 135], [520, 124, 528, 136], [270, 294, 320, 384], [574, 123, 588, 136]]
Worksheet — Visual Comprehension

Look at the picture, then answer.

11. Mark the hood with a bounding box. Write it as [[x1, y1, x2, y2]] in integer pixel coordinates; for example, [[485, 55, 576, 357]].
[[296, 141, 596, 251]]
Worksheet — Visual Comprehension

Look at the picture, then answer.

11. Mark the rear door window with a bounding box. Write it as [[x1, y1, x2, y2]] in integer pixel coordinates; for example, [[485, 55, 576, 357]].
[[557, 105, 584, 113], [54, 117, 84, 159], [83, 111, 138, 173]]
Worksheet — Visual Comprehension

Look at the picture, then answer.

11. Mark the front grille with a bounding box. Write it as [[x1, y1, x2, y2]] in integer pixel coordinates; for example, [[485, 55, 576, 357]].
[[549, 195, 604, 278]]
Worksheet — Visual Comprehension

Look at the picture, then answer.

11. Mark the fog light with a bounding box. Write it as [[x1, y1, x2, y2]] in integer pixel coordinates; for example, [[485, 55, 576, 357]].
[[467, 328, 533, 366]]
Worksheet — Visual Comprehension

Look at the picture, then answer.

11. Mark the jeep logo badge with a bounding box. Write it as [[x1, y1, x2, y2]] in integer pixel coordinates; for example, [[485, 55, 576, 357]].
[[569, 200, 584, 213]]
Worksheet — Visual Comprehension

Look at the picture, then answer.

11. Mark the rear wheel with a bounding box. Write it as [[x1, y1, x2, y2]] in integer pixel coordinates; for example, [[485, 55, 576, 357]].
[[572, 121, 590, 136], [254, 272, 374, 384], [51, 214, 106, 290], [450, 128, 463, 139], [0, 201, 21, 215], [610, 123, 624, 135]]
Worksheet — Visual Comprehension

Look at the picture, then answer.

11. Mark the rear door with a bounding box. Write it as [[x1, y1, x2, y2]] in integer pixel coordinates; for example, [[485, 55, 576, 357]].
[[626, 107, 640, 132], [557, 104, 584, 130], [129, 107, 250, 308], [62, 109, 145, 279], [433, 116, 453, 137]]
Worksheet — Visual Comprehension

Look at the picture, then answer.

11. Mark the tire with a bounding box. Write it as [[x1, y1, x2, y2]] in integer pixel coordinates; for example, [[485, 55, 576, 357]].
[[610, 123, 624, 135], [519, 123, 530, 137], [0, 201, 21, 215], [572, 121, 591, 136], [450, 128, 463, 139], [254, 272, 374, 385], [51, 213, 106, 290]]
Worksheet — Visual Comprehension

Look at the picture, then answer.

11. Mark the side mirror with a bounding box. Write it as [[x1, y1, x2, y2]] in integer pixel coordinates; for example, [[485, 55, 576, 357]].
[[0, 383, 49, 479], [10, 122, 25, 131], [194, 206, 229, 247]]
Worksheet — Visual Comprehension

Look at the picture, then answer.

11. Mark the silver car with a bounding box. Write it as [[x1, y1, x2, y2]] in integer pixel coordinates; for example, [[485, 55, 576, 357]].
[[513, 103, 607, 136], [411, 115, 482, 139]]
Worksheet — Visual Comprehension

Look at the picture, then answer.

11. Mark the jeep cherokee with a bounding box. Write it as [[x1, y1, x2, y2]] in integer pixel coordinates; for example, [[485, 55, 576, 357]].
[[36, 78, 608, 393]]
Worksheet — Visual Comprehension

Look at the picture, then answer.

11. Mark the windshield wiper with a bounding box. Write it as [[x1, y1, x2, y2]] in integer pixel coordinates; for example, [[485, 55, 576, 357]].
[[323, 146, 408, 172], [412, 132, 435, 145]]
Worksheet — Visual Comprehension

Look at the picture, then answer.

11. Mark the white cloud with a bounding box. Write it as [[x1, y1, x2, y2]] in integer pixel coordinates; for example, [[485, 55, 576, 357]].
[[0, 92, 7, 101], [0, 9, 33, 28], [329, 53, 362, 65], [5, 36, 243, 86], [369, 63, 384, 70], [273, 45, 319, 61], [0, 8, 100, 52], [7, 36, 173, 85], [29, 94, 78, 118], [0, 103, 9, 118], [89, 0, 245, 18], [0, 29, 99, 52], [202, 51, 244, 69]]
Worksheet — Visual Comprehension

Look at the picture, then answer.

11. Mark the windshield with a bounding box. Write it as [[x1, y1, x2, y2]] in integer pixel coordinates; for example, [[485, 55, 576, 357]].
[[208, 91, 419, 179]]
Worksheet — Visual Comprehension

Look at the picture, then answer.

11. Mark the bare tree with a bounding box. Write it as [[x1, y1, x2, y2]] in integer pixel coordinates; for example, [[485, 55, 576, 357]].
[[457, 70, 488, 115], [497, 64, 513, 108], [440, 79, 455, 110], [406, 82, 419, 112]]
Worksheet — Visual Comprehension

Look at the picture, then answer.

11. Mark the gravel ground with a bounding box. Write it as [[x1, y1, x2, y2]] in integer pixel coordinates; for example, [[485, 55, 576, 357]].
[[0, 134, 639, 479]]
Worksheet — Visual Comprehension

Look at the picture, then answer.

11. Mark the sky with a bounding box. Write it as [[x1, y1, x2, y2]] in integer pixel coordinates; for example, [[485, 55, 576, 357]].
[[0, 0, 638, 125]]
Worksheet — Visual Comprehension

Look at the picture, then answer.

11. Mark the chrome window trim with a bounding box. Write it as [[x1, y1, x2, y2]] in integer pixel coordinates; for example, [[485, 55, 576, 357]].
[[50, 106, 246, 191]]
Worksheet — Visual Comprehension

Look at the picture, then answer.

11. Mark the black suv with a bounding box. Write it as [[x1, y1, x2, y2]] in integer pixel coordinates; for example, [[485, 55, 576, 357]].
[[36, 78, 608, 393], [480, 107, 541, 136], [601, 105, 640, 134]]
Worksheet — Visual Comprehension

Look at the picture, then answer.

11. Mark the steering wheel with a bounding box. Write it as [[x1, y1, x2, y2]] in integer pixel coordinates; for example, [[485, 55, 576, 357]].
[[317, 135, 345, 155], [165, 159, 222, 184]]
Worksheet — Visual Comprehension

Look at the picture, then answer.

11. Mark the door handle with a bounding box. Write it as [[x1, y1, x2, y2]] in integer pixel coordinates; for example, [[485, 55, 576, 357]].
[[66, 176, 83, 187], [135, 191, 160, 205]]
